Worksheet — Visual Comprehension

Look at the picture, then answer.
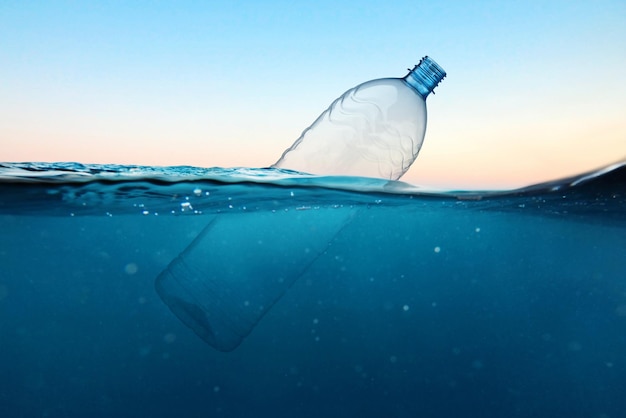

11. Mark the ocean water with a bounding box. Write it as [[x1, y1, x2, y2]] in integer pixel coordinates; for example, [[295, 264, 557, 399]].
[[0, 161, 625, 418]]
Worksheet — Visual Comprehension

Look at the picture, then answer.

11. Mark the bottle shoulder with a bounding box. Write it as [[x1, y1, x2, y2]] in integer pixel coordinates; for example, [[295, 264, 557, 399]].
[[333, 77, 426, 111], [353, 77, 414, 90]]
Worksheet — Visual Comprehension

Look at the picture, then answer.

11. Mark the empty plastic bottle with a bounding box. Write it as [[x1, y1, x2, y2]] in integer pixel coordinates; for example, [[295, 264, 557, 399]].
[[156, 56, 447, 352], [273, 56, 446, 180]]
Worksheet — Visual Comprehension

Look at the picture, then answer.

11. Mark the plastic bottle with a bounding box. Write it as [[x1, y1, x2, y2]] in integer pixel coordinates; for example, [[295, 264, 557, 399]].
[[156, 57, 447, 352], [273, 56, 446, 180]]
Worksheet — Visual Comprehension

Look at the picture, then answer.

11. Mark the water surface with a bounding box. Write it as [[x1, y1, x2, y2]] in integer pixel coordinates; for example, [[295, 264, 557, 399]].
[[1, 161, 625, 417]]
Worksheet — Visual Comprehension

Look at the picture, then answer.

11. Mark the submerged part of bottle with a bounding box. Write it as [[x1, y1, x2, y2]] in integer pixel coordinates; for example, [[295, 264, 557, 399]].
[[156, 208, 356, 352], [273, 56, 446, 181]]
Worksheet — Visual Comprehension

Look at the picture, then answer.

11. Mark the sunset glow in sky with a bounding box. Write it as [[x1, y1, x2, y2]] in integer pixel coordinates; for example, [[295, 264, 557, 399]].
[[1, 0, 625, 189]]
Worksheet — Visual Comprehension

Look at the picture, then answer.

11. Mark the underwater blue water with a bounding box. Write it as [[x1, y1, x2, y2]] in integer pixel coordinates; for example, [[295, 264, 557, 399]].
[[0, 162, 625, 418]]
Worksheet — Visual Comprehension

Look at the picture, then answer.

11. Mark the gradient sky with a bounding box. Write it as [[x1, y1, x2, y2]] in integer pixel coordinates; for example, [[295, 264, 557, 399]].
[[1, 0, 625, 189]]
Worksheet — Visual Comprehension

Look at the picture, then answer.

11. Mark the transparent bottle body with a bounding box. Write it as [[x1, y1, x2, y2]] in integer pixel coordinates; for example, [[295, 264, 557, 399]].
[[273, 78, 427, 181]]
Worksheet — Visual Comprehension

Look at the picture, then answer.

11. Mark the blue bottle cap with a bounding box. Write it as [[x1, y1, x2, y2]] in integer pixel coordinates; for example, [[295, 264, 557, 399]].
[[404, 56, 446, 99]]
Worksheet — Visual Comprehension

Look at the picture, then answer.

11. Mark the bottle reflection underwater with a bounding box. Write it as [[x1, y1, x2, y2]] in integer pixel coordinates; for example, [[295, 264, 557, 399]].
[[156, 57, 446, 351]]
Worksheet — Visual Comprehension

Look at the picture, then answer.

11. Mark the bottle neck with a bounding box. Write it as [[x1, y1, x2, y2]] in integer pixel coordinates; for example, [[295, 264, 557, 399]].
[[404, 56, 446, 99]]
